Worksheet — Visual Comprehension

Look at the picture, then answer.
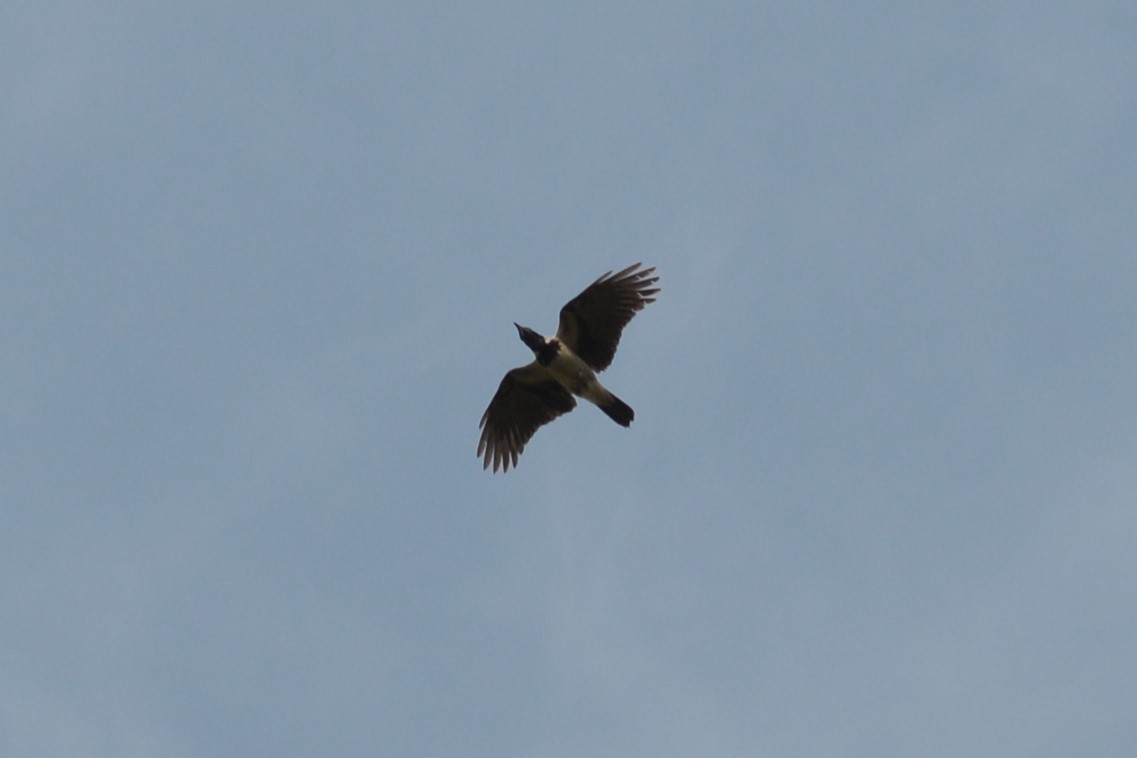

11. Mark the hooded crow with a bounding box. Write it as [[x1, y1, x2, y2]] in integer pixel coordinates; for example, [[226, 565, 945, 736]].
[[478, 263, 659, 472]]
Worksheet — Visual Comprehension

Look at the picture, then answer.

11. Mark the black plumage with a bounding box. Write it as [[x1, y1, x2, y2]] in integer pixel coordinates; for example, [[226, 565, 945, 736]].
[[557, 263, 659, 371]]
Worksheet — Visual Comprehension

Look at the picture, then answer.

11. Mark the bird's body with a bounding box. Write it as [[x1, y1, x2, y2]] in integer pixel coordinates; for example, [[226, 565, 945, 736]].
[[478, 263, 659, 472], [540, 339, 597, 396], [523, 331, 633, 424]]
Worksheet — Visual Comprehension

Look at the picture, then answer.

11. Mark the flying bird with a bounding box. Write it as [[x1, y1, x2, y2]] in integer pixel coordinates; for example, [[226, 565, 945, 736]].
[[478, 263, 659, 473]]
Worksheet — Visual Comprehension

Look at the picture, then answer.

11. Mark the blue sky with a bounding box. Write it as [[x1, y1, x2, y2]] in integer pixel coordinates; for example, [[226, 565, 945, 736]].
[[4, 2, 1136, 756]]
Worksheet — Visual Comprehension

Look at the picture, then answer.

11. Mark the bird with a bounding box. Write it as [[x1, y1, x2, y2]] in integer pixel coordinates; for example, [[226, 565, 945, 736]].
[[478, 262, 659, 473]]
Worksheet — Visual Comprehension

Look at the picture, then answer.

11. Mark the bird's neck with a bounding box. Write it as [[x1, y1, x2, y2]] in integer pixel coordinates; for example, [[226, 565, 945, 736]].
[[535, 339, 561, 366]]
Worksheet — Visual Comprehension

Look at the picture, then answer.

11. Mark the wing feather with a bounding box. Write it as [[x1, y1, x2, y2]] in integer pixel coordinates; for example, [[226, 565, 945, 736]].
[[478, 363, 576, 473], [555, 263, 659, 371]]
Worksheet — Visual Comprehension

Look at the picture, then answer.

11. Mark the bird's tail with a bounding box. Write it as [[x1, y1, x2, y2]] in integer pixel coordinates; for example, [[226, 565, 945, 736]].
[[599, 393, 634, 427]]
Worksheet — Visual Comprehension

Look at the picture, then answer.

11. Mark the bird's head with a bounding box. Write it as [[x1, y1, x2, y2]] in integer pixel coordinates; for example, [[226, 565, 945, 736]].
[[514, 323, 546, 354]]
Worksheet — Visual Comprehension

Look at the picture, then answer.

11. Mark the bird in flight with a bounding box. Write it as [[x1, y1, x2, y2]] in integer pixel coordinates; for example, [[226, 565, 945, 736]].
[[478, 263, 659, 473]]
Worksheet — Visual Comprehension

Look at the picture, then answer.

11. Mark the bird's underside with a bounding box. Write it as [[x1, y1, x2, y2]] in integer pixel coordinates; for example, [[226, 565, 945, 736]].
[[478, 263, 659, 473]]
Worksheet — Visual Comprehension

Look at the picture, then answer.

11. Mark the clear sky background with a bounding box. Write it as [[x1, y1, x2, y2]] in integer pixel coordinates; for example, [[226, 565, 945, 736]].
[[4, 2, 1136, 756]]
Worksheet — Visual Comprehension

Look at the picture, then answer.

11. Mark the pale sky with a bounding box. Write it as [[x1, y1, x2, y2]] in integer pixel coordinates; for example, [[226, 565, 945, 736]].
[[4, 2, 1136, 756]]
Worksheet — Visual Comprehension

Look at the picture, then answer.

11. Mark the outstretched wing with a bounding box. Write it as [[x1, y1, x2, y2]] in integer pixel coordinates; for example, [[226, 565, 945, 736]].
[[556, 263, 659, 371], [478, 363, 577, 473]]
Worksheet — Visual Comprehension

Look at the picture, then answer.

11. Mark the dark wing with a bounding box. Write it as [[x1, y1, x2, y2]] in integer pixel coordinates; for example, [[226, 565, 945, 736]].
[[556, 263, 659, 371], [478, 363, 577, 473]]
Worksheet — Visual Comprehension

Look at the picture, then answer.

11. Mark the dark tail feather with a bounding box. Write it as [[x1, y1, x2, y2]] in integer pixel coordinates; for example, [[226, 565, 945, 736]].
[[599, 394, 634, 427]]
